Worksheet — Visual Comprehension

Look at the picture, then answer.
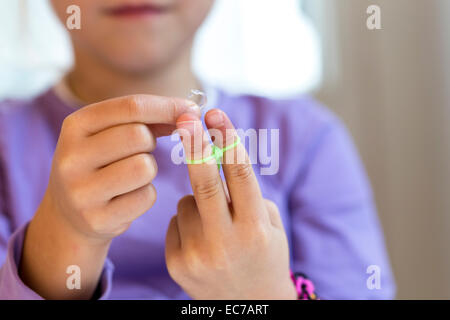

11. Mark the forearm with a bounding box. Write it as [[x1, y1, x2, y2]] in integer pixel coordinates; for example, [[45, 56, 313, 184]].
[[19, 194, 111, 300]]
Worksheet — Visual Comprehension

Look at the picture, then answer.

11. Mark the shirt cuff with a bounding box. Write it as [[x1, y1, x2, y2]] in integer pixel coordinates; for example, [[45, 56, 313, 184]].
[[0, 222, 115, 300]]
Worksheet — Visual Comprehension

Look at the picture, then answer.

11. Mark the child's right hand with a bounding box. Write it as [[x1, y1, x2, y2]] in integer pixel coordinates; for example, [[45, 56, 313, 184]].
[[20, 95, 200, 299], [46, 95, 199, 241]]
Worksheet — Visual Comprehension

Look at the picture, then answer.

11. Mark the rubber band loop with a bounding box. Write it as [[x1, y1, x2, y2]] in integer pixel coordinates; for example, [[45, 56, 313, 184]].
[[186, 136, 241, 170]]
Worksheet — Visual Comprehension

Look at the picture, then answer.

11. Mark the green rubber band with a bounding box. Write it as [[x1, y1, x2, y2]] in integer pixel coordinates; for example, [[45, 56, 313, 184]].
[[186, 136, 241, 170]]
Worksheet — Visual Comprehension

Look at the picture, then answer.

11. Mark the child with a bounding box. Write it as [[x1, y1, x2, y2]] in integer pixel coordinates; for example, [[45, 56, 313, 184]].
[[0, 0, 394, 299]]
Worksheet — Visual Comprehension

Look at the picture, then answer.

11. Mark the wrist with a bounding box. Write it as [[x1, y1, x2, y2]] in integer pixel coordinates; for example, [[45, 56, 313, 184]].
[[249, 277, 297, 300], [20, 195, 111, 299], [277, 277, 299, 300]]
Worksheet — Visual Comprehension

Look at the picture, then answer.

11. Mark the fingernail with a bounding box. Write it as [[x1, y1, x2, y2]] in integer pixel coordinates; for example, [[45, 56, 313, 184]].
[[186, 100, 201, 114], [177, 120, 199, 136], [208, 111, 224, 128]]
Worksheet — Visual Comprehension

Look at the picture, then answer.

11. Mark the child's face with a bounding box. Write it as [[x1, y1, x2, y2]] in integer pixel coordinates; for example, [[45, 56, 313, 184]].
[[51, 0, 214, 73]]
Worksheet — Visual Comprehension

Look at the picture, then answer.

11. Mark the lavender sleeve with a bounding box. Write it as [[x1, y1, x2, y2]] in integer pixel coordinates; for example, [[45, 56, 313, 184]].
[[0, 223, 115, 300], [288, 117, 396, 299]]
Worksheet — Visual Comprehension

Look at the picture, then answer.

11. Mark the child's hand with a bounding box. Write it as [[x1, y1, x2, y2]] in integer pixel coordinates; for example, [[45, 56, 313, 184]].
[[165, 110, 297, 300], [21, 95, 199, 299], [44, 95, 199, 241]]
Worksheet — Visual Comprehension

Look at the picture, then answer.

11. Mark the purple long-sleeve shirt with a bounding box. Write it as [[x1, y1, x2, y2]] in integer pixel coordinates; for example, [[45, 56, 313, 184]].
[[0, 85, 395, 299]]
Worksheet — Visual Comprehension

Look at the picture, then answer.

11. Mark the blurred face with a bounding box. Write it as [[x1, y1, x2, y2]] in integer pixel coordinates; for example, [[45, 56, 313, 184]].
[[51, 0, 214, 74]]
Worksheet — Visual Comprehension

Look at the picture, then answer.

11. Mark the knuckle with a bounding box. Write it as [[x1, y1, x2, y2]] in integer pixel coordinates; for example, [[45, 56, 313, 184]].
[[264, 199, 278, 213], [56, 153, 77, 177], [128, 124, 153, 150], [166, 253, 182, 278], [177, 195, 196, 212], [247, 222, 270, 246], [62, 113, 86, 136], [61, 114, 76, 132], [208, 247, 229, 272], [183, 249, 205, 277], [70, 185, 91, 211], [166, 253, 188, 281], [86, 213, 106, 235], [192, 177, 221, 201], [78, 208, 92, 224], [77, 207, 102, 234], [176, 207, 196, 226], [140, 184, 157, 209], [229, 163, 253, 183], [167, 97, 180, 120], [126, 95, 144, 118], [132, 154, 157, 182], [114, 222, 132, 235]]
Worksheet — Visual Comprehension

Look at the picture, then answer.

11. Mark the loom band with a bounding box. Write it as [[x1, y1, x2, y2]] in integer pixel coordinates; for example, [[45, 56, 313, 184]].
[[221, 136, 241, 153], [185, 136, 241, 170], [185, 146, 221, 165]]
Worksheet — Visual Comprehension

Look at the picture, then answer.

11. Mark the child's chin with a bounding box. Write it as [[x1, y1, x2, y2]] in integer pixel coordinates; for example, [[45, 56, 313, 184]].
[[105, 49, 169, 72]]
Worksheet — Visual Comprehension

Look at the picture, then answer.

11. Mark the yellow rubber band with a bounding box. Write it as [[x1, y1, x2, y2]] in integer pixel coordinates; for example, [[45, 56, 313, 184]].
[[186, 136, 241, 170]]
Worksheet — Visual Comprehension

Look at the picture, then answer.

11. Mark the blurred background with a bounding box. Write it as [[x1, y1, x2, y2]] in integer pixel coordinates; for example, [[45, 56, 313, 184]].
[[0, 0, 449, 299], [305, 0, 450, 299]]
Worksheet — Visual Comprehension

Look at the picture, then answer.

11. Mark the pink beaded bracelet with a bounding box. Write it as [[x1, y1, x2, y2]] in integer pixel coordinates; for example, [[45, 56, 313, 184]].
[[290, 271, 318, 300]]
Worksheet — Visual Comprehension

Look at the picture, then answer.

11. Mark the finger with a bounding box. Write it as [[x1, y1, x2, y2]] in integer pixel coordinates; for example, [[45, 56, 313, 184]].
[[165, 216, 182, 261], [264, 199, 284, 229], [82, 123, 156, 168], [222, 179, 231, 203], [204, 109, 267, 224], [68, 95, 201, 137], [101, 183, 157, 229], [90, 153, 157, 201], [176, 195, 203, 247], [176, 113, 231, 230], [150, 124, 181, 138]]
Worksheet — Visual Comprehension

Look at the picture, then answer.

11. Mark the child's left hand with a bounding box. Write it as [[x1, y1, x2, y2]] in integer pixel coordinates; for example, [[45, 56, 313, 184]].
[[165, 109, 297, 300]]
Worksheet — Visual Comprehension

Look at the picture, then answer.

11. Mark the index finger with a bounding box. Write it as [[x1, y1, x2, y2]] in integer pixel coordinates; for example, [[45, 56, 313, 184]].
[[69, 95, 200, 136]]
